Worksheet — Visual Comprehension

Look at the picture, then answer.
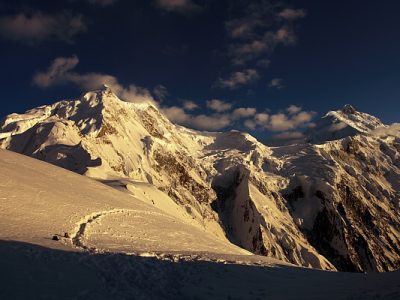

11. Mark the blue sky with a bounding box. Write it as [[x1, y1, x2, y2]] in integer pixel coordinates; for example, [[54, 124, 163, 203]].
[[0, 0, 399, 140]]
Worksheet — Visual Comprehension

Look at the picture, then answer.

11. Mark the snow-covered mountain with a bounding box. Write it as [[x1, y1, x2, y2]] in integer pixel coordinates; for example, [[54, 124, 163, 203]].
[[1, 86, 399, 272], [306, 104, 386, 143], [2, 149, 399, 299]]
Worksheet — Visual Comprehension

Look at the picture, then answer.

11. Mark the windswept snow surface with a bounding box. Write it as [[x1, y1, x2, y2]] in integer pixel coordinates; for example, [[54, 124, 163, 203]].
[[1, 149, 400, 300]]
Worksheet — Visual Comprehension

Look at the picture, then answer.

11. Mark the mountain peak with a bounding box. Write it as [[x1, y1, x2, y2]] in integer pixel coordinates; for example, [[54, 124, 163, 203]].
[[79, 85, 120, 107], [341, 104, 356, 114], [306, 105, 385, 143]]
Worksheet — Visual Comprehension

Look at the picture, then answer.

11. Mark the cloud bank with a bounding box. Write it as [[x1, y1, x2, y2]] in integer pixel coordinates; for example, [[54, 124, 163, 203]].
[[33, 57, 317, 133]]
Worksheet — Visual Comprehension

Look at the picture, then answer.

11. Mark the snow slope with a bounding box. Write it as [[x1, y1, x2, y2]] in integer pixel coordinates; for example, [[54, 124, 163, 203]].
[[0, 149, 248, 256], [1, 149, 400, 300], [1, 87, 399, 272]]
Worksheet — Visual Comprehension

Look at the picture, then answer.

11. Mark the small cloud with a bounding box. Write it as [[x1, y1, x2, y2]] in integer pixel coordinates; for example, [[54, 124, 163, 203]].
[[287, 105, 302, 115], [33, 56, 155, 104], [230, 40, 269, 65], [0, 12, 86, 44], [216, 69, 259, 89], [153, 85, 168, 102], [232, 107, 257, 119], [161, 106, 189, 124], [155, 0, 202, 14], [226, 19, 258, 39], [189, 114, 232, 131], [162, 106, 232, 131], [278, 8, 306, 20], [224, 3, 306, 66], [268, 130, 306, 146], [268, 78, 285, 89], [255, 113, 270, 125], [33, 56, 79, 88], [274, 26, 297, 45], [244, 119, 257, 130], [328, 122, 348, 132], [206, 99, 233, 113], [183, 100, 199, 110], [272, 131, 305, 140]]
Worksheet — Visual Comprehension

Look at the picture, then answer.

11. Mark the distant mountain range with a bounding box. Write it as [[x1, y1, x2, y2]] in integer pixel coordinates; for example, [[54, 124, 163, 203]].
[[1, 85, 399, 272]]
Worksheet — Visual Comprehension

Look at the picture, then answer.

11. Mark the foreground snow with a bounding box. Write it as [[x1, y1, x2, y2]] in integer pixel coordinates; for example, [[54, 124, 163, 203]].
[[1, 149, 400, 299], [0, 149, 247, 256]]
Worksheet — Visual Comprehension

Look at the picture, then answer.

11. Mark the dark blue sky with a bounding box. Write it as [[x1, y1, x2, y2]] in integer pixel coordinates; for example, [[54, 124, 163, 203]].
[[0, 0, 399, 137]]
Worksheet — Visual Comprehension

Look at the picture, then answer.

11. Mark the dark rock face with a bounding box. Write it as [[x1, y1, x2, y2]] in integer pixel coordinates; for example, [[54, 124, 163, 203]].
[[342, 104, 357, 114]]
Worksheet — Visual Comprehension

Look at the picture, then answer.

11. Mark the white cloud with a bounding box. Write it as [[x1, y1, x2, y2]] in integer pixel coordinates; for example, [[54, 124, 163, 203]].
[[272, 131, 305, 140], [155, 0, 202, 14], [245, 106, 316, 132], [278, 8, 306, 20], [268, 78, 284, 89], [287, 105, 302, 115], [328, 122, 348, 132], [33, 56, 155, 104], [244, 119, 257, 130], [0, 12, 86, 44], [268, 113, 291, 131], [33, 56, 79, 88], [162, 106, 232, 131], [163, 103, 257, 131], [230, 40, 269, 65], [226, 20, 258, 39], [274, 26, 297, 45], [183, 100, 199, 110], [232, 107, 257, 119], [162, 101, 316, 133], [206, 99, 232, 112], [161, 106, 189, 124], [255, 113, 270, 125], [268, 130, 306, 146], [267, 110, 316, 131], [189, 114, 232, 131], [216, 69, 259, 89]]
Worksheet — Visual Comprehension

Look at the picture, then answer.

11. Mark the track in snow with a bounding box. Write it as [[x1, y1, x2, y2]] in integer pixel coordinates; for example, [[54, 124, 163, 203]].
[[70, 209, 166, 253]]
